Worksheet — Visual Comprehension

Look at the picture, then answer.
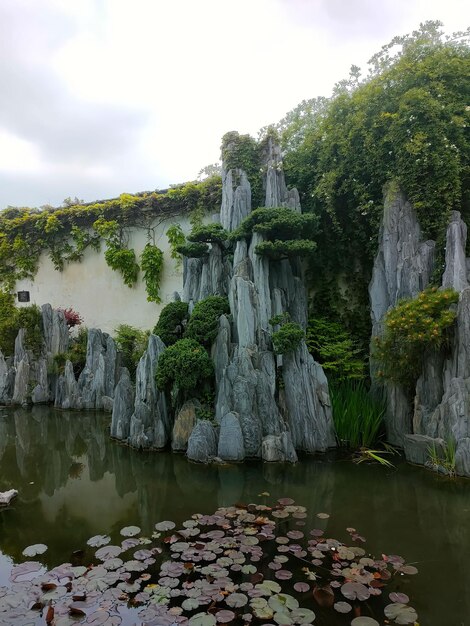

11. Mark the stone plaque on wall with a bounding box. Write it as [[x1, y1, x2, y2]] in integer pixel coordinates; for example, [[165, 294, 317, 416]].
[[17, 291, 30, 303]]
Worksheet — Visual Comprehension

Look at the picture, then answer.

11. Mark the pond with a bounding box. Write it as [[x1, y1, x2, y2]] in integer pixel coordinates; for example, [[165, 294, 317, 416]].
[[0, 406, 469, 625]]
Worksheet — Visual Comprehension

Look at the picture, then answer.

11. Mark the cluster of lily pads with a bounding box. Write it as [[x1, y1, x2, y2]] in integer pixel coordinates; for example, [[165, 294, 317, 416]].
[[0, 498, 418, 625]]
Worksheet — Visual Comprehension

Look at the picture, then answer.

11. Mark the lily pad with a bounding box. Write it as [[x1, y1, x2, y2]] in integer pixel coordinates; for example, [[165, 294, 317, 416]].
[[226, 592, 248, 608], [87, 535, 111, 548], [341, 582, 370, 601], [155, 521, 176, 532], [189, 612, 217, 626], [384, 603, 418, 624], [22, 544, 48, 557], [334, 601, 352, 613], [120, 526, 141, 537], [351, 619, 380, 626]]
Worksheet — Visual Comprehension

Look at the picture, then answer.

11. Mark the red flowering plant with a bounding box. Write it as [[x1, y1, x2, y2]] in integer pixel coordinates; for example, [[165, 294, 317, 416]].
[[58, 307, 83, 330]]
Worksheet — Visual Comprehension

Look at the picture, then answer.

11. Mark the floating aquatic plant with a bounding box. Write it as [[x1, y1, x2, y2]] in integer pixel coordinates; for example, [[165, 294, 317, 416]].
[[0, 498, 419, 626]]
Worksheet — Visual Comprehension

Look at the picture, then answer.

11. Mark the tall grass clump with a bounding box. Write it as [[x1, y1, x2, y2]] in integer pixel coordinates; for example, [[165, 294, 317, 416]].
[[330, 381, 385, 449]]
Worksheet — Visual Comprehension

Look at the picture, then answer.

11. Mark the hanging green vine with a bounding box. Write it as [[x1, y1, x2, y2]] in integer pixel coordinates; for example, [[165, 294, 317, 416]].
[[141, 243, 164, 302], [0, 177, 222, 290], [166, 224, 186, 269], [93, 217, 140, 288]]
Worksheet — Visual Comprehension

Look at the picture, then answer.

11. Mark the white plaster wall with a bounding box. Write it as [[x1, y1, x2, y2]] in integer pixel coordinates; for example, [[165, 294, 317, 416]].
[[15, 214, 194, 334]]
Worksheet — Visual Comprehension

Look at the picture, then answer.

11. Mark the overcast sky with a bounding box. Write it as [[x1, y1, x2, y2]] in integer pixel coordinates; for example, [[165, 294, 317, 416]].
[[0, 0, 468, 210]]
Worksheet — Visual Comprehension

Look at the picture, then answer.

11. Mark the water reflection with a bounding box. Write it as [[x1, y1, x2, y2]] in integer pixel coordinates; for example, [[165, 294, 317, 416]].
[[1, 407, 470, 624]]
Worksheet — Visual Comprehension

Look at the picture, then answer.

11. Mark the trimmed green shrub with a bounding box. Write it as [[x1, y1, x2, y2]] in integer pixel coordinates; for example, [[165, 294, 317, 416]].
[[156, 338, 214, 394], [176, 242, 209, 258], [272, 322, 304, 355], [153, 301, 189, 346], [307, 317, 366, 381], [188, 223, 228, 246], [254, 239, 316, 260], [114, 324, 150, 378], [185, 296, 230, 346], [230, 207, 318, 260], [374, 287, 459, 388]]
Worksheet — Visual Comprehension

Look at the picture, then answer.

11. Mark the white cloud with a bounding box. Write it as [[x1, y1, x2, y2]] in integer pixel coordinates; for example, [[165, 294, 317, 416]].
[[0, 0, 468, 208]]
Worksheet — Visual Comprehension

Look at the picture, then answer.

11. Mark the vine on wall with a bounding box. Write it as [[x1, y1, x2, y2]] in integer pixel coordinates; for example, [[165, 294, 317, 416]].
[[0, 177, 222, 300], [141, 243, 164, 303]]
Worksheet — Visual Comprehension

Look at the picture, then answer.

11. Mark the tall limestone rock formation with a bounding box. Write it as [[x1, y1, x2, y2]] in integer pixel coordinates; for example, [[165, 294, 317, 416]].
[[370, 185, 470, 476], [182, 133, 335, 461], [109, 132, 335, 461]]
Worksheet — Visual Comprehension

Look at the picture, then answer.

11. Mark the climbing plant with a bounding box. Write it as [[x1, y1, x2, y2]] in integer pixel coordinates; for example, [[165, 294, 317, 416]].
[[275, 22, 470, 350], [166, 223, 186, 268], [140, 243, 164, 302], [93, 217, 140, 288], [0, 177, 222, 290]]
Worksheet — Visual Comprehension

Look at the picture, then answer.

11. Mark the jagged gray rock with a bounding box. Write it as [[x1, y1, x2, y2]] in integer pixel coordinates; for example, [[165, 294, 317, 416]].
[[261, 432, 297, 462], [182, 246, 230, 308], [369, 185, 435, 445], [110, 368, 135, 440], [187, 420, 218, 462], [55, 361, 82, 410], [41, 304, 69, 355], [442, 211, 468, 292], [218, 412, 245, 461], [220, 168, 252, 231], [403, 434, 445, 466], [77, 329, 118, 410], [128, 335, 169, 449], [456, 438, 470, 476], [0, 353, 14, 403], [282, 342, 335, 452], [369, 185, 435, 335], [262, 136, 301, 211], [172, 400, 200, 452]]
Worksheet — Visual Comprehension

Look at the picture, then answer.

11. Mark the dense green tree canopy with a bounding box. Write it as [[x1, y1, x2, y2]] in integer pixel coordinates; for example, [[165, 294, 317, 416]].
[[275, 22, 470, 344]]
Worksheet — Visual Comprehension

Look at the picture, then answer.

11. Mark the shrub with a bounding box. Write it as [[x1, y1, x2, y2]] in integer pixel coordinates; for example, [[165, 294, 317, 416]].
[[188, 223, 228, 246], [176, 242, 209, 258], [17, 305, 43, 355], [155, 338, 214, 395], [114, 324, 150, 377], [254, 239, 316, 260], [0, 294, 43, 357], [54, 326, 88, 376], [153, 301, 189, 347], [374, 287, 459, 388], [58, 307, 83, 329], [306, 317, 366, 381], [0, 291, 19, 356], [230, 207, 318, 260], [185, 296, 230, 346], [272, 322, 304, 355], [330, 381, 385, 448]]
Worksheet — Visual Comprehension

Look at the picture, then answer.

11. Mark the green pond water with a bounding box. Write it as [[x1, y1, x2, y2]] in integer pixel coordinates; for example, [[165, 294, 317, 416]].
[[0, 406, 469, 625]]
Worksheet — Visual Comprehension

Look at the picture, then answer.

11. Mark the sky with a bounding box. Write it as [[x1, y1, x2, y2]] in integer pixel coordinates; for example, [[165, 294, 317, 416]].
[[0, 0, 468, 210]]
